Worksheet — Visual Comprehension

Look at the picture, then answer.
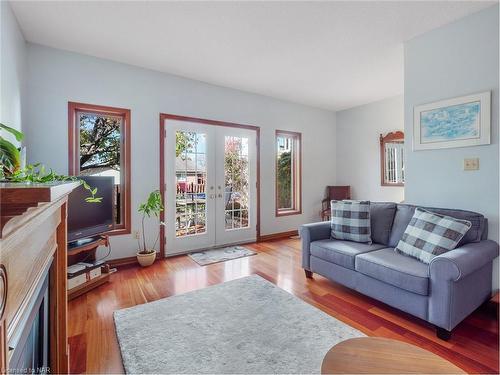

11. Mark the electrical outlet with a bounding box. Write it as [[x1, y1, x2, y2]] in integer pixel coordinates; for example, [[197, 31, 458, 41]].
[[133, 230, 140, 239], [464, 158, 479, 171]]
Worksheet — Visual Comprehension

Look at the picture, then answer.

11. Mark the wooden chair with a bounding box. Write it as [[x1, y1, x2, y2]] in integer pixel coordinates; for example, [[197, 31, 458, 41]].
[[321, 186, 351, 221]]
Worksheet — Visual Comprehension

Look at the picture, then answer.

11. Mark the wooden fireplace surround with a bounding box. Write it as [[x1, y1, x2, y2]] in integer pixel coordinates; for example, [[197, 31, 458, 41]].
[[0, 182, 78, 374]]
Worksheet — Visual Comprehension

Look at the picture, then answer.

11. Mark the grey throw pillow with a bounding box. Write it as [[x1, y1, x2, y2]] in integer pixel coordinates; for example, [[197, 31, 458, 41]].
[[331, 200, 372, 244], [395, 207, 472, 264]]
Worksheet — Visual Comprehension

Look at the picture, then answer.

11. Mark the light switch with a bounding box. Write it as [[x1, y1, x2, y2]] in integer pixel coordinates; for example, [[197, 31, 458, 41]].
[[464, 158, 479, 171]]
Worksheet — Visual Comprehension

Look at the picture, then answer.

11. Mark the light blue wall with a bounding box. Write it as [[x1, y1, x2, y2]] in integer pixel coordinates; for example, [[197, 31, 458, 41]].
[[0, 1, 27, 141], [24, 44, 336, 259], [336, 95, 404, 203], [404, 5, 499, 288]]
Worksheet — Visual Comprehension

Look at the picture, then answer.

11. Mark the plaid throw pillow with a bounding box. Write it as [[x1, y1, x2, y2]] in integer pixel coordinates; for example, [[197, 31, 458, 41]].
[[331, 200, 372, 244], [395, 207, 472, 264]]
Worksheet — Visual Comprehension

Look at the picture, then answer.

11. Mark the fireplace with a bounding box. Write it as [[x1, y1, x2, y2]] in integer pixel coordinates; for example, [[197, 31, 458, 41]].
[[8, 267, 50, 374]]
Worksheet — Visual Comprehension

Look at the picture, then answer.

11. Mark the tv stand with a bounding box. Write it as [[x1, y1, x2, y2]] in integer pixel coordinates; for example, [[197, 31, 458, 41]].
[[68, 235, 103, 250], [67, 235, 111, 300]]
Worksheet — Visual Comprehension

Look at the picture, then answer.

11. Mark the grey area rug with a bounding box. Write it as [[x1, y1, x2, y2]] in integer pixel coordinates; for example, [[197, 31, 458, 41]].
[[114, 275, 364, 374], [188, 245, 257, 266]]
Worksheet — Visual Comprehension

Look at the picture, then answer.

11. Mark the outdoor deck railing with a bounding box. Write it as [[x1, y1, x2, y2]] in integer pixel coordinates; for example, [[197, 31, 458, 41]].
[[177, 182, 206, 194]]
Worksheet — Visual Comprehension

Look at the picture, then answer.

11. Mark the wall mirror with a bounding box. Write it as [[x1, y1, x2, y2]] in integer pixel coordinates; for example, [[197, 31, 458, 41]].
[[380, 131, 404, 186]]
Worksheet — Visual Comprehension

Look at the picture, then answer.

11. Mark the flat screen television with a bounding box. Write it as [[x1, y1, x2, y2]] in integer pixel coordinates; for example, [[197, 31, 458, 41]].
[[67, 176, 114, 243]]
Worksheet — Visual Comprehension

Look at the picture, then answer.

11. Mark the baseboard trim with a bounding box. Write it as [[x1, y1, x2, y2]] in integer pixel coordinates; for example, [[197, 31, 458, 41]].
[[108, 256, 138, 268], [258, 230, 298, 242], [107, 233, 298, 267], [108, 252, 161, 268]]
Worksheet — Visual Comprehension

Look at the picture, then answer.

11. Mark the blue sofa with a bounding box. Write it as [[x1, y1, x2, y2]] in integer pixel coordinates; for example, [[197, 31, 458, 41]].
[[299, 202, 499, 339]]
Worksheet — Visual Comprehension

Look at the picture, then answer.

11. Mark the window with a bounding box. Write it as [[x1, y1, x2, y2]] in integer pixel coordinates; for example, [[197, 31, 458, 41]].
[[68, 102, 131, 234], [275, 130, 301, 216], [380, 131, 404, 186]]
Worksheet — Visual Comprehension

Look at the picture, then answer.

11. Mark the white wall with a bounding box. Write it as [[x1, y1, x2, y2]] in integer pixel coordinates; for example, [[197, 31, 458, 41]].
[[0, 1, 26, 141], [404, 5, 499, 289], [336, 96, 404, 202], [24, 44, 336, 260]]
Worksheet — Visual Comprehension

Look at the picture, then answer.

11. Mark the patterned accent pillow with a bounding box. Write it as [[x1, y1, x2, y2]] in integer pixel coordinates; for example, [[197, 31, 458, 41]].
[[331, 200, 372, 244], [395, 207, 472, 264]]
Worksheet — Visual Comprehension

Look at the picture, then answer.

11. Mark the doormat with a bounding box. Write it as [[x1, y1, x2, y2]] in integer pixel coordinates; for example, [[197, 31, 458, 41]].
[[188, 245, 256, 266]]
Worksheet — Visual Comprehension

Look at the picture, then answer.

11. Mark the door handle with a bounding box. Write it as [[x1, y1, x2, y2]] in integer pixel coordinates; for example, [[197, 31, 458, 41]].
[[217, 194, 223, 198], [209, 194, 215, 199]]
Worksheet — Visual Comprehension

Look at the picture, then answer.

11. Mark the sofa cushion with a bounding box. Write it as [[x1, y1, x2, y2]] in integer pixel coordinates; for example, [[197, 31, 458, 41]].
[[388, 204, 485, 248], [331, 200, 372, 244], [370, 202, 397, 246], [310, 239, 386, 270], [395, 208, 472, 264], [355, 248, 430, 295]]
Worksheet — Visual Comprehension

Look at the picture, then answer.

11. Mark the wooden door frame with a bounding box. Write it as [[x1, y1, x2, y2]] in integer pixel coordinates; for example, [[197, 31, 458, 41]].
[[159, 113, 261, 258]]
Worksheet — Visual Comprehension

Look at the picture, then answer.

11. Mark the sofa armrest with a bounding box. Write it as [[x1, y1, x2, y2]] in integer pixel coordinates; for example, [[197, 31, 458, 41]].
[[299, 221, 331, 270], [429, 240, 499, 282]]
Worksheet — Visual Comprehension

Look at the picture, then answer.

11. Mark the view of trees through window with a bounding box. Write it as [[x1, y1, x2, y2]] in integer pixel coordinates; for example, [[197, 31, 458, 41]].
[[174, 131, 250, 236], [276, 131, 301, 215], [224, 136, 249, 229], [175, 131, 207, 237], [276, 135, 293, 209], [79, 112, 122, 224]]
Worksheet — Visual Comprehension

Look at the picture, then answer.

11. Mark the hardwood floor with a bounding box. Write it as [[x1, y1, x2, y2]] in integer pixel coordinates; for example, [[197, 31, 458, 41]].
[[68, 238, 499, 374]]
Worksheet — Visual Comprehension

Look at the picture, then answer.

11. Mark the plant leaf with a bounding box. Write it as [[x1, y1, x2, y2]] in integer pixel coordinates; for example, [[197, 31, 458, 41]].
[[85, 197, 103, 203], [0, 138, 21, 171], [0, 123, 24, 142]]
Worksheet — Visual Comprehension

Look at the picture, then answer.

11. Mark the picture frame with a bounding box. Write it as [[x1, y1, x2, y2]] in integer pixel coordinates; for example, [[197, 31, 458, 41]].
[[413, 91, 491, 151]]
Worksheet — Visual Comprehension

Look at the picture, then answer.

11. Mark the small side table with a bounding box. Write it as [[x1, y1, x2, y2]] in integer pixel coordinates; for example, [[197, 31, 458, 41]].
[[321, 337, 465, 374]]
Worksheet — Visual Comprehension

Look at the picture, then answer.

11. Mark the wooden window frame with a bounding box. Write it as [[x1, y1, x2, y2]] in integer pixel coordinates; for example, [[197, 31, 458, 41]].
[[68, 101, 131, 236], [380, 130, 404, 187], [275, 130, 302, 217]]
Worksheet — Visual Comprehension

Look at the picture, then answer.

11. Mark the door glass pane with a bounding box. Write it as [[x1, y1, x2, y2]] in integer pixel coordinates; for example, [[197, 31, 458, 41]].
[[224, 136, 250, 230], [78, 112, 122, 224], [175, 131, 207, 237]]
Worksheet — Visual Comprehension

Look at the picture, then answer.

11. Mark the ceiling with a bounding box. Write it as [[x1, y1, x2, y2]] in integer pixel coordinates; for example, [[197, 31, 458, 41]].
[[10, 1, 496, 111]]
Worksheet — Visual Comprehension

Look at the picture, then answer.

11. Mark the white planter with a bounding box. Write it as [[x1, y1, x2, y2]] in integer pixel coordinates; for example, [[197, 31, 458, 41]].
[[136, 251, 156, 267]]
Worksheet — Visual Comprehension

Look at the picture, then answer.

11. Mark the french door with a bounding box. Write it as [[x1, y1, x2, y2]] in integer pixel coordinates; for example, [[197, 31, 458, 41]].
[[164, 120, 257, 255]]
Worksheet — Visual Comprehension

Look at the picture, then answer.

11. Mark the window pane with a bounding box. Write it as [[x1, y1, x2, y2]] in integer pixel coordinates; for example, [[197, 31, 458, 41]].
[[78, 112, 122, 224], [276, 135, 293, 210], [276, 131, 301, 215]]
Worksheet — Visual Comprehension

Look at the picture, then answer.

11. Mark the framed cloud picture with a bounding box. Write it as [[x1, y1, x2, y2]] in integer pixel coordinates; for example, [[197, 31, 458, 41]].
[[413, 91, 491, 151]]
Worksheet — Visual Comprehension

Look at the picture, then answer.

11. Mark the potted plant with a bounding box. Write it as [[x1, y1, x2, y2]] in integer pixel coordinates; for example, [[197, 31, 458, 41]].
[[136, 190, 164, 267]]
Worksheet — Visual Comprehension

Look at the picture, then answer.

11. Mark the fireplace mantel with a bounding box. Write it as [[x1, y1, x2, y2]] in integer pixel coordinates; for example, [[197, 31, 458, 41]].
[[0, 182, 78, 374]]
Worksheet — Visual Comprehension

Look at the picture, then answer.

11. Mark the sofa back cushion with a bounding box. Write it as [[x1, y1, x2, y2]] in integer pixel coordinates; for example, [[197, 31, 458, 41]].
[[388, 204, 486, 248], [370, 202, 397, 245]]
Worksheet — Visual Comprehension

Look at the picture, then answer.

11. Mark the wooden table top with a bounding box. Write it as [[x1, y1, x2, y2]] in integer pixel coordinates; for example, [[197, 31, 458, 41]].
[[321, 337, 466, 374]]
